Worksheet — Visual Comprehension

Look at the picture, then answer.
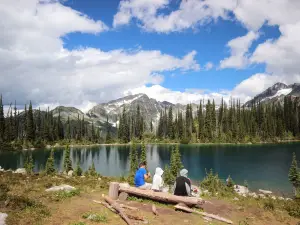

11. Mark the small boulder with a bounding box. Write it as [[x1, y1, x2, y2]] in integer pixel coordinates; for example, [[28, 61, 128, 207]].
[[258, 194, 266, 199], [234, 185, 249, 196], [278, 197, 284, 200], [259, 189, 272, 195], [271, 196, 276, 200], [0, 166, 4, 172], [45, 184, 76, 192], [285, 198, 292, 201], [234, 197, 239, 201], [13, 168, 26, 174], [67, 170, 73, 177], [248, 192, 258, 198], [0, 212, 8, 225]]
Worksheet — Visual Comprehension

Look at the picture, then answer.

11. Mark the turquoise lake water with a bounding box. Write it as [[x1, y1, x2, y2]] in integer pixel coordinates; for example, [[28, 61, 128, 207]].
[[0, 143, 299, 195]]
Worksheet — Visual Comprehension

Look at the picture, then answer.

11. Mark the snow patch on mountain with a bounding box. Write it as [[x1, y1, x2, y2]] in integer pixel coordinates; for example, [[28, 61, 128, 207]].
[[261, 88, 293, 102]]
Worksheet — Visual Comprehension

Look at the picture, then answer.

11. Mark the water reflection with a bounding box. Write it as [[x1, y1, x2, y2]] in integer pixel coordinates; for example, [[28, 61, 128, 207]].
[[1, 143, 300, 194]]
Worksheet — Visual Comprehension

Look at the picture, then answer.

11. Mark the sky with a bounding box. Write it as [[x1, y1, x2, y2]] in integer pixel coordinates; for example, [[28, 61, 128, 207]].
[[1, 0, 300, 112]]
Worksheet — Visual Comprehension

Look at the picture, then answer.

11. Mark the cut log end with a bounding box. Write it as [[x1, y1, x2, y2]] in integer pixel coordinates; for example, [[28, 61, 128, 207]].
[[108, 182, 120, 200]]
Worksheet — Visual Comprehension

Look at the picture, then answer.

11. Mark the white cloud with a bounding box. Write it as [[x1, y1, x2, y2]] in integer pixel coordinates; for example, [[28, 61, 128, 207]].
[[0, 0, 199, 111], [204, 62, 213, 70], [126, 85, 232, 105], [220, 31, 259, 69]]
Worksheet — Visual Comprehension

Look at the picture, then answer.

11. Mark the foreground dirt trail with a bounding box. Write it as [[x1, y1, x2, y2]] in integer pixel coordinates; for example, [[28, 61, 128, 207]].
[[44, 191, 300, 225]]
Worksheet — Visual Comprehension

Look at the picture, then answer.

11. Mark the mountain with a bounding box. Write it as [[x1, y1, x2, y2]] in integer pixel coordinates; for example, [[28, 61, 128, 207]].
[[244, 82, 300, 107], [86, 93, 197, 128]]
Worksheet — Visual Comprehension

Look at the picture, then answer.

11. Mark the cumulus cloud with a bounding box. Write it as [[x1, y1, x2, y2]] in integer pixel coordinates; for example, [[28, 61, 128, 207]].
[[220, 31, 259, 69], [204, 62, 213, 70], [125, 85, 232, 105], [0, 0, 199, 110]]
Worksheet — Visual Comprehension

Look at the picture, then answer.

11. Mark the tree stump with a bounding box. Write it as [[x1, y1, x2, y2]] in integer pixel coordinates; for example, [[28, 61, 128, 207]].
[[109, 182, 120, 200], [119, 192, 129, 201]]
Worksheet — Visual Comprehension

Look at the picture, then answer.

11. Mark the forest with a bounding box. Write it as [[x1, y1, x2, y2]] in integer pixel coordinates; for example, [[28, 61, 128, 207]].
[[1, 95, 300, 150]]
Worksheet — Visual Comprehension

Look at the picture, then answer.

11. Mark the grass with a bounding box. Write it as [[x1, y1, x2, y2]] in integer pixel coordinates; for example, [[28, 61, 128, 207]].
[[69, 222, 86, 225], [51, 189, 81, 202], [82, 211, 108, 222]]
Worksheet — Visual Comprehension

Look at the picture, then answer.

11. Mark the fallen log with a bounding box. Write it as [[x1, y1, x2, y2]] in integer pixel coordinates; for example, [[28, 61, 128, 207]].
[[119, 186, 203, 206], [104, 196, 133, 225], [119, 204, 139, 211], [174, 204, 233, 224], [93, 200, 144, 221]]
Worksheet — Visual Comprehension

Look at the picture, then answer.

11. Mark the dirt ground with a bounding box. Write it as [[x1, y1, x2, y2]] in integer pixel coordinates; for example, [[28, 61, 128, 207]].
[[43, 191, 300, 225], [1, 172, 300, 225]]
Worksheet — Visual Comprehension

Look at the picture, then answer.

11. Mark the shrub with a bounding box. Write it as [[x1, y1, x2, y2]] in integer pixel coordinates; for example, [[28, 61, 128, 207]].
[[45, 149, 56, 175], [24, 154, 34, 175], [284, 200, 300, 218], [87, 162, 98, 177], [63, 145, 73, 172], [74, 161, 83, 176], [263, 199, 275, 211], [82, 212, 108, 222]]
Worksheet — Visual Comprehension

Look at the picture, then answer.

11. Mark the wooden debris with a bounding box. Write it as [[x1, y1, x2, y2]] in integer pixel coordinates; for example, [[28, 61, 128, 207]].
[[119, 185, 203, 206], [152, 204, 158, 216], [127, 214, 144, 221], [119, 192, 129, 201], [108, 182, 120, 200], [174, 203, 233, 224], [93, 200, 117, 213], [94, 200, 138, 211], [104, 196, 133, 225], [119, 204, 139, 211]]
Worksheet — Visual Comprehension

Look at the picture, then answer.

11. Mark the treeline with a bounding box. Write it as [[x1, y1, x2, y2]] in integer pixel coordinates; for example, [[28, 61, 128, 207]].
[[157, 97, 300, 143], [0, 96, 104, 150], [118, 96, 300, 144]]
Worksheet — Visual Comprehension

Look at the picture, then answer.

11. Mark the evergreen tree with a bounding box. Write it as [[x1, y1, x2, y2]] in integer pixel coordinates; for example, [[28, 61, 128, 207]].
[[105, 116, 112, 144], [163, 164, 174, 185], [63, 145, 73, 172], [74, 161, 83, 176], [26, 101, 35, 142], [170, 145, 183, 178], [168, 106, 174, 139], [289, 152, 300, 189], [140, 141, 147, 165], [45, 149, 56, 175], [0, 95, 4, 142], [24, 154, 34, 175], [130, 142, 138, 174]]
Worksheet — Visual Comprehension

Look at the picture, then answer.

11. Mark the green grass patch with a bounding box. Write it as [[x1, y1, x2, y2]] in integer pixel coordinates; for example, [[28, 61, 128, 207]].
[[82, 212, 108, 222], [69, 222, 87, 225], [51, 189, 80, 201]]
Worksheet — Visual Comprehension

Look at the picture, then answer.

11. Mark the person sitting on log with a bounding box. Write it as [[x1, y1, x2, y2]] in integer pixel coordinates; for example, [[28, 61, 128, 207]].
[[173, 168, 191, 196], [134, 161, 151, 190], [151, 167, 164, 192]]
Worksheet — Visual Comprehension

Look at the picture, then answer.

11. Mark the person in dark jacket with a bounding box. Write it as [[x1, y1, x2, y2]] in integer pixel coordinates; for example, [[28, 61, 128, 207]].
[[173, 168, 191, 196]]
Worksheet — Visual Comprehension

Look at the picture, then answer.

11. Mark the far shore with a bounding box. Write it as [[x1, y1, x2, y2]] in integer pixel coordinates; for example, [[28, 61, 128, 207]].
[[15, 139, 300, 151]]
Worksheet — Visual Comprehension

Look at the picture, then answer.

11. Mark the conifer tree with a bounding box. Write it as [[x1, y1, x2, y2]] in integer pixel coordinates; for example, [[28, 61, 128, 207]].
[[130, 142, 138, 174], [46, 149, 56, 175], [74, 161, 83, 176], [289, 152, 300, 192], [26, 101, 35, 142], [168, 106, 174, 139], [105, 116, 112, 144], [88, 162, 98, 176], [24, 154, 34, 175], [170, 145, 183, 178], [163, 164, 174, 185], [140, 141, 147, 165], [0, 95, 4, 142], [63, 145, 73, 172]]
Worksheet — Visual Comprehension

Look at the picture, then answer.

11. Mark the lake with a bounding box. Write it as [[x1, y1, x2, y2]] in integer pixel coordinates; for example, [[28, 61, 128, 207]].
[[0, 143, 299, 195]]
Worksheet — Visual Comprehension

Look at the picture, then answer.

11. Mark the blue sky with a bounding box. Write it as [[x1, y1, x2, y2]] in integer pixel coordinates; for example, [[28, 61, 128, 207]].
[[0, 0, 299, 110]]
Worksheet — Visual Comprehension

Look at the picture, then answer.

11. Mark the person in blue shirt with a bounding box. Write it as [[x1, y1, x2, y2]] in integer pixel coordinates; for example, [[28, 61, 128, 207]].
[[134, 161, 151, 189]]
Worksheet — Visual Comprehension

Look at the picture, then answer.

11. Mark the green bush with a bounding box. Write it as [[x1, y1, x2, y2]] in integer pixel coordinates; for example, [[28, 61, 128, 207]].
[[284, 200, 300, 218], [74, 161, 83, 176], [82, 212, 108, 222], [263, 199, 275, 211]]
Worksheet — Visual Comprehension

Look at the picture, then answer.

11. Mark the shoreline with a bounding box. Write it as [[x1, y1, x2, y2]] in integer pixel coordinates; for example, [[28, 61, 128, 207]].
[[6, 139, 300, 151]]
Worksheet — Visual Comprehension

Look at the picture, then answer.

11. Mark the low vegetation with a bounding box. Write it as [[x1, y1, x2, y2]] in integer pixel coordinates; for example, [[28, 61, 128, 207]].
[[82, 211, 108, 222]]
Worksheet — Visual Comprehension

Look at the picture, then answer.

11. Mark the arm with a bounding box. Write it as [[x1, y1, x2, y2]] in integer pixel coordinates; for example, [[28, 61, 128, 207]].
[[185, 182, 191, 196]]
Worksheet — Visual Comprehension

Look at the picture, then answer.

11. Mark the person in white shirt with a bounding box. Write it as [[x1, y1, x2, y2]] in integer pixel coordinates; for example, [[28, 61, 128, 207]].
[[151, 167, 164, 192]]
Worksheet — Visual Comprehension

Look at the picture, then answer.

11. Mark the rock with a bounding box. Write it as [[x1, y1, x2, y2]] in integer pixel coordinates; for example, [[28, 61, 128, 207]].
[[45, 184, 76, 192], [0, 166, 4, 172], [80, 176, 85, 178], [258, 194, 266, 199], [234, 197, 239, 201], [0, 212, 8, 225], [67, 170, 73, 177], [248, 192, 258, 198], [271, 196, 276, 200], [285, 198, 292, 201], [259, 189, 272, 195], [278, 197, 284, 200], [118, 192, 129, 201], [234, 185, 249, 196], [98, 177, 101, 181], [13, 168, 26, 174]]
